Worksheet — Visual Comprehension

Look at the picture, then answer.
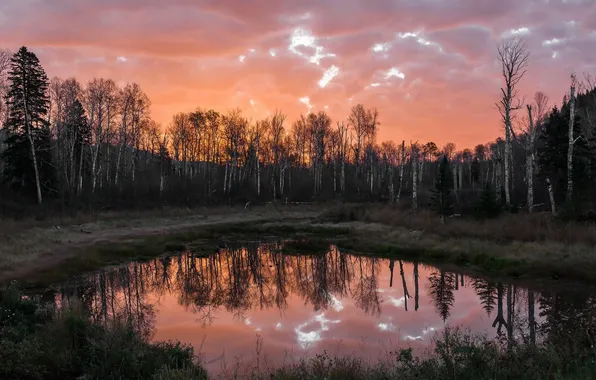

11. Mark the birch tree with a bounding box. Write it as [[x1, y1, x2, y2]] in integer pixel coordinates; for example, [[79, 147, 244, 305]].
[[496, 38, 529, 207], [520, 92, 548, 212], [566, 74, 578, 203]]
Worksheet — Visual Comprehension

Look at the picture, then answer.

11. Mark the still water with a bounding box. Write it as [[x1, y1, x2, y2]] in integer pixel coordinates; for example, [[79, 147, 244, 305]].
[[44, 242, 595, 374]]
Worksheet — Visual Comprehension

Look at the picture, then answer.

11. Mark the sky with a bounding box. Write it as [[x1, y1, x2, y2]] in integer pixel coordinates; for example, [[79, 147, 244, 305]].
[[0, 0, 595, 147]]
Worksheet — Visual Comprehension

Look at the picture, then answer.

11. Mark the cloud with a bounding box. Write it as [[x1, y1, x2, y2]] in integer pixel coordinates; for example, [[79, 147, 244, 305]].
[[0, 0, 594, 146]]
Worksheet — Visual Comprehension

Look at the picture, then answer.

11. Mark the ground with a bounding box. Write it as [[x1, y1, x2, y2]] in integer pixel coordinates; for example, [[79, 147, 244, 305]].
[[2, 202, 596, 287]]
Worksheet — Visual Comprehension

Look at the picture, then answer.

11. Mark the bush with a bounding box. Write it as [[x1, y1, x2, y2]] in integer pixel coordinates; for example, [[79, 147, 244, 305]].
[[0, 284, 207, 380]]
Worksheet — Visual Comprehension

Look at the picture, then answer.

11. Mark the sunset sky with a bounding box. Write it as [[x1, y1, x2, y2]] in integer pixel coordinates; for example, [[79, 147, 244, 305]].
[[1, 0, 595, 147]]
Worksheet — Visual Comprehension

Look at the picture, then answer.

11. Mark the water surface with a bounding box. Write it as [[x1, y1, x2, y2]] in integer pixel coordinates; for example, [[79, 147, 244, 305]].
[[45, 242, 596, 374]]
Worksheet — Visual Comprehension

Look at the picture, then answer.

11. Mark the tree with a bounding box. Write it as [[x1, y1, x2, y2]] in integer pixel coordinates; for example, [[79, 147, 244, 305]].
[[538, 103, 587, 213], [566, 74, 578, 204], [430, 155, 454, 222], [2, 47, 52, 204], [496, 38, 529, 207], [520, 92, 548, 212], [64, 99, 90, 195]]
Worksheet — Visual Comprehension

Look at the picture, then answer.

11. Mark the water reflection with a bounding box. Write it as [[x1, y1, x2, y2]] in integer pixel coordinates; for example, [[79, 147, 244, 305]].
[[45, 243, 596, 373]]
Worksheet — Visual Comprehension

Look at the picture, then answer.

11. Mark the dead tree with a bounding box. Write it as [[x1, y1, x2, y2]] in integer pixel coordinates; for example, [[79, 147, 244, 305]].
[[496, 38, 529, 207]]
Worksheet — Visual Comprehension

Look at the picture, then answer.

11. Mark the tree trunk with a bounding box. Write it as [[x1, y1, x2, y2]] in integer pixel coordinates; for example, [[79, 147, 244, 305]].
[[495, 158, 502, 203], [546, 177, 556, 215], [26, 126, 43, 205], [397, 140, 405, 201], [256, 138, 261, 197], [526, 152, 534, 212], [528, 291, 536, 345], [567, 82, 576, 204], [453, 162, 459, 202], [389, 165, 395, 203], [414, 262, 419, 311], [412, 152, 418, 209], [458, 163, 463, 190], [77, 142, 84, 195], [504, 126, 511, 206]]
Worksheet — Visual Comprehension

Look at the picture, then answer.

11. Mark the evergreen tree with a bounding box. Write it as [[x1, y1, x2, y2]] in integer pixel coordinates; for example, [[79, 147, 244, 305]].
[[430, 155, 454, 220], [474, 182, 501, 219], [427, 270, 455, 322], [538, 104, 589, 209], [2, 47, 53, 203]]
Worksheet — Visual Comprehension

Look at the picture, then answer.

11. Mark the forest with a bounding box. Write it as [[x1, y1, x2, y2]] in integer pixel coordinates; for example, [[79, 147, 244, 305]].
[[1, 40, 596, 219]]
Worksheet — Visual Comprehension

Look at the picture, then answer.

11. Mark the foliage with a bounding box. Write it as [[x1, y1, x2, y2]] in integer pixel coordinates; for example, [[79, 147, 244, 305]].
[[0, 283, 207, 380]]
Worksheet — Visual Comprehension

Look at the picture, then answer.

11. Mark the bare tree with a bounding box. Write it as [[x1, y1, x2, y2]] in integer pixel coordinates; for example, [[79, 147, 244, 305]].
[[496, 38, 529, 207], [567, 74, 578, 204], [411, 142, 419, 209], [520, 92, 548, 212], [0, 49, 11, 128], [396, 140, 406, 201]]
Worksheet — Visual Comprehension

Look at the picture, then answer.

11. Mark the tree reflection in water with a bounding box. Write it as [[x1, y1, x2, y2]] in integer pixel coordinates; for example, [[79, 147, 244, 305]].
[[47, 242, 596, 356]]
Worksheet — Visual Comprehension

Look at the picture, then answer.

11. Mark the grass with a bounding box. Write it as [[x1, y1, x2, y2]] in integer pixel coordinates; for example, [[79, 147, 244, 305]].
[[5, 201, 596, 288], [5, 281, 596, 380], [316, 203, 596, 284], [0, 205, 320, 285], [320, 202, 596, 245]]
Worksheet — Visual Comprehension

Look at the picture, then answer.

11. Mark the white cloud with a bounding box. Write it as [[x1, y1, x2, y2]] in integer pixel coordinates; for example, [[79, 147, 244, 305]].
[[318, 65, 340, 88], [502, 27, 531, 38], [372, 42, 390, 52], [239, 55, 245, 63], [378, 322, 396, 332], [295, 313, 341, 349], [386, 67, 406, 80], [299, 96, 313, 112], [543, 38, 563, 46], [289, 27, 336, 65], [116, 56, 127, 63], [269, 48, 276, 57]]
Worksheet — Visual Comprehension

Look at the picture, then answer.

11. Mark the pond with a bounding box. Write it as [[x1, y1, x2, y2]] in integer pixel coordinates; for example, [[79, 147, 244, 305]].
[[39, 241, 596, 375]]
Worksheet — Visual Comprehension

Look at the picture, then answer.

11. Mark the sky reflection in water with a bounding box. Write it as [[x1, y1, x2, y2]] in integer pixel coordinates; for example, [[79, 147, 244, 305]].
[[50, 242, 587, 374]]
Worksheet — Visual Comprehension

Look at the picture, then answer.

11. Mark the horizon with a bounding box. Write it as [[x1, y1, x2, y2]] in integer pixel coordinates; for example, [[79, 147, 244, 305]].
[[1, 0, 595, 147]]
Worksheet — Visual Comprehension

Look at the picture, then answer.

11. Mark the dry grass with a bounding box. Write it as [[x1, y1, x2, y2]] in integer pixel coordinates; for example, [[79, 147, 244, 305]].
[[320, 203, 596, 245], [317, 203, 596, 283], [0, 204, 319, 284]]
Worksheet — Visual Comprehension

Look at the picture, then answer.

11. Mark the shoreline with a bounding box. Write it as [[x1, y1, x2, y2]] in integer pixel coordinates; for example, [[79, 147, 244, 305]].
[[2, 204, 595, 288]]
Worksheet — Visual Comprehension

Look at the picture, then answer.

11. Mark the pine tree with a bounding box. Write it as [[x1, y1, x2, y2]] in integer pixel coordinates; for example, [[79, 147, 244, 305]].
[[430, 155, 454, 221], [2, 47, 53, 204], [474, 182, 501, 219]]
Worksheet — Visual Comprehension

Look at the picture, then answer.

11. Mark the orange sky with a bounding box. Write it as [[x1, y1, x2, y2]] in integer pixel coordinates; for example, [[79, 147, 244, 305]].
[[1, 0, 595, 147]]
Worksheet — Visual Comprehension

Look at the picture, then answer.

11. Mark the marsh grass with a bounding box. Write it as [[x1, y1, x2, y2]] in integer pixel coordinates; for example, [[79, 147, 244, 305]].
[[319, 203, 596, 283], [321, 203, 596, 245]]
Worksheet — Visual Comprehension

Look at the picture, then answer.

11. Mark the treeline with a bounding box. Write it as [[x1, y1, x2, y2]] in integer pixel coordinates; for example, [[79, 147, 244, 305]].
[[0, 43, 595, 216]]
